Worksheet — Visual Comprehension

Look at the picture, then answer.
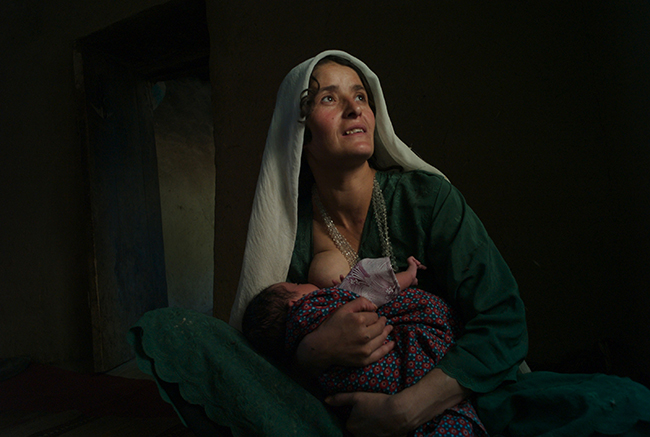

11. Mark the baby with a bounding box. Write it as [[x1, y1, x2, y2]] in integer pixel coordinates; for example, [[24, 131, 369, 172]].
[[242, 255, 488, 437], [242, 255, 424, 360]]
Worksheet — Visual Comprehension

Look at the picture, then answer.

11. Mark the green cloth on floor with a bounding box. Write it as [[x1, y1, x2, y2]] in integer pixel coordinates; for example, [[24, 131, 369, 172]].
[[476, 371, 650, 436], [128, 307, 343, 437], [129, 307, 650, 437]]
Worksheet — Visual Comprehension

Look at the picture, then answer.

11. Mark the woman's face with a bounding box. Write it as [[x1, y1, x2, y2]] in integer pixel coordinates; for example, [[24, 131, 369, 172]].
[[304, 62, 375, 169]]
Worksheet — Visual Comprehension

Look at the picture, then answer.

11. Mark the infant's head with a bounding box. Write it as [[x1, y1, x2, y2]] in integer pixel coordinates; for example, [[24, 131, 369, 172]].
[[241, 282, 318, 360]]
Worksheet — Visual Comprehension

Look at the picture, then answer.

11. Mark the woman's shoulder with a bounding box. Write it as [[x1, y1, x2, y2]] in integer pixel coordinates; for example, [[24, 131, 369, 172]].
[[377, 169, 453, 201], [378, 168, 449, 186]]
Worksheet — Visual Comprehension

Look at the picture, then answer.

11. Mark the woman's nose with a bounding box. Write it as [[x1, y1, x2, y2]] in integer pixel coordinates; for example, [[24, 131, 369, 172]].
[[344, 99, 362, 118]]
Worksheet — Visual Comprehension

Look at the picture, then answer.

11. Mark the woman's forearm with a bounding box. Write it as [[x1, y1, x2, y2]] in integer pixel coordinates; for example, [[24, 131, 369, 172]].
[[398, 368, 471, 430], [294, 327, 332, 376]]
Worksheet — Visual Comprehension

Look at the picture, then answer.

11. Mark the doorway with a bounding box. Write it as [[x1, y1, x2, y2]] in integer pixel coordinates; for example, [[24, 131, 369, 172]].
[[153, 77, 214, 315], [75, 0, 213, 372]]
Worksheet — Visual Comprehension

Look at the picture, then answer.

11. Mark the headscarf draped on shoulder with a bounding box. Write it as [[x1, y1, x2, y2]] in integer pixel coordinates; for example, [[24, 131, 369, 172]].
[[230, 50, 444, 329]]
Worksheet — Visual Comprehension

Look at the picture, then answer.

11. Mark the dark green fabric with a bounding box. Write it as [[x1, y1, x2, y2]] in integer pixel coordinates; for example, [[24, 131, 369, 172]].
[[477, 371, 650, 436], [128, 307, 343, 437], [289, 170, 528, 393], [129, 308, 650, 437]]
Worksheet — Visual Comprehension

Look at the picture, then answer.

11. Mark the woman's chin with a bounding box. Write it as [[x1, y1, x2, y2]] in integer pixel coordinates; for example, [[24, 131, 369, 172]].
[[346, 143, 374, 162], [341, 152, 375, 170]]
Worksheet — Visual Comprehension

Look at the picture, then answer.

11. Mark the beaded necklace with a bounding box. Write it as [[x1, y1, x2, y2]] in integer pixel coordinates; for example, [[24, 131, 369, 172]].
[[312, 177, 396, 270]]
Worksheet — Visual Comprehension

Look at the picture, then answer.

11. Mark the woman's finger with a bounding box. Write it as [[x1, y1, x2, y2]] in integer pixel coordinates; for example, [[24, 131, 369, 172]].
[[364, 315, 388, 339], [362, 323, 394, 364], [324, 392, 358, 407], [365, 339, 395, 365], [340, 296, 378, 313]]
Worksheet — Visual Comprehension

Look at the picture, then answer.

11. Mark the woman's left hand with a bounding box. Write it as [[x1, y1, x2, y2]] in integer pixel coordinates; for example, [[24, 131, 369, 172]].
[[324, 368, 470, 437], [325, 391, 410, 437]]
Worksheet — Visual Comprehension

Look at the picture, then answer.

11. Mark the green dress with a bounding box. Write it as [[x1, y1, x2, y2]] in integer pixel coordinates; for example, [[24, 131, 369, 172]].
[[129, 170, 650, 436], [288, 170, 650, 435], [290, 170, 527, 394]]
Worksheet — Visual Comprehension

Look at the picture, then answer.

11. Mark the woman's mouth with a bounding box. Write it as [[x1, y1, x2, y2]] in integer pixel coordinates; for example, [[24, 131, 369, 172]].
[[344, 128, 365, 136]]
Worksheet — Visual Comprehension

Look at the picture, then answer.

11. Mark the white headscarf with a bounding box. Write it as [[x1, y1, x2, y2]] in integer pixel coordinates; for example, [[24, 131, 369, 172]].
[[229, 50, 445, 329]]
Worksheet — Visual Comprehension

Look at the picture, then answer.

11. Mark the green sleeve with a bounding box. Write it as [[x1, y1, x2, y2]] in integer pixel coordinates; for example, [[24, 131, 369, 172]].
[[373, 171, 527, 392], [420, 174, 528, 392]]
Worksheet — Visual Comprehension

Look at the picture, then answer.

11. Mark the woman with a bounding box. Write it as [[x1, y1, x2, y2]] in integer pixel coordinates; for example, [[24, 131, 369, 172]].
[[231, 50, 650, 436]]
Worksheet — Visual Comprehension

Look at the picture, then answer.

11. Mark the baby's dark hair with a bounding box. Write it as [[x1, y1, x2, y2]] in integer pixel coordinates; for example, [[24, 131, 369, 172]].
[[241, 283, 295, 361]]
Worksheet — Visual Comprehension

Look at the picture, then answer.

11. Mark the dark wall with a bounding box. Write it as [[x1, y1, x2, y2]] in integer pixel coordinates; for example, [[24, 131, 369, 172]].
[[0, 0, 647, 379], [0, 0, 170, 371], [210, 1, 650, 382]]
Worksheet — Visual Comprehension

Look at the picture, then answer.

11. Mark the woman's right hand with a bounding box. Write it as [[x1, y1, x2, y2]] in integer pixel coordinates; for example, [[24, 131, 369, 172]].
[[294, 297, 395, 374]]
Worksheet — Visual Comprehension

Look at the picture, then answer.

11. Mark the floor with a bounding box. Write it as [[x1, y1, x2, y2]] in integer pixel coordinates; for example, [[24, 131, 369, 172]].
[[0, 359, 194, 436], [107, 358, 155, 381]]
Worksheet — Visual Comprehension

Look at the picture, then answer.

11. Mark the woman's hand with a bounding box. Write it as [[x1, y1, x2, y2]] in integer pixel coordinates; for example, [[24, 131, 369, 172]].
[[326, 391, 410, 437], [325, 368, 470, 436], [294, 297, 395, 374]]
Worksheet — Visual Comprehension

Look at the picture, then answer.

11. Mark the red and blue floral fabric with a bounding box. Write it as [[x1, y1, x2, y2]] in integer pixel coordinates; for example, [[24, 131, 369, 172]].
[[285, 287, 488, 436]]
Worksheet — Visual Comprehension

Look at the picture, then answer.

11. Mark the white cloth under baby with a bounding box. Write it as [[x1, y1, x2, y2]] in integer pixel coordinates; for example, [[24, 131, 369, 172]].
[[338, 257, 401, 307]]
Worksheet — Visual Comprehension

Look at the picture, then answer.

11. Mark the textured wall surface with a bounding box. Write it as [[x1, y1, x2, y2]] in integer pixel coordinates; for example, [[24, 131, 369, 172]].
[[154, 78, 214, 315]]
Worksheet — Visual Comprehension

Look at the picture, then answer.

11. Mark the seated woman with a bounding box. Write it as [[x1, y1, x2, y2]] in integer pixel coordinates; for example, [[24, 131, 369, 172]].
[[132, 50, 650, 437], [230, 50, 650, 436]]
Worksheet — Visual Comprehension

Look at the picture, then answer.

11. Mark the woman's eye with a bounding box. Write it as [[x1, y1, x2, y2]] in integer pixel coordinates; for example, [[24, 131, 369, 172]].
[[321, 95, 334, 103], [356, 94, 366, 101]]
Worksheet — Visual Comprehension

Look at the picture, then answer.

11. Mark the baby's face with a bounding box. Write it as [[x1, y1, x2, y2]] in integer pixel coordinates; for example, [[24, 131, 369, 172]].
[[281, 282, 319, 303]]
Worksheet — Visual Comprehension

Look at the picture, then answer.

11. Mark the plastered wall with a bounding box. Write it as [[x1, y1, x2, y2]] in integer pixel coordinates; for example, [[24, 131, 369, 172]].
[[154, 78, 215, 315]]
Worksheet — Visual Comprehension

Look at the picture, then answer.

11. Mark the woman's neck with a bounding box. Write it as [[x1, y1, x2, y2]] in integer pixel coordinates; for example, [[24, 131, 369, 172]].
[[311, 164, 376, 231]]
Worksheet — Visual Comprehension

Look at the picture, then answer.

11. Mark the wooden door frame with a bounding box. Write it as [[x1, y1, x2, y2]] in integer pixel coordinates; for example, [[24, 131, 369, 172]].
[[74, 0, 210, 372]]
